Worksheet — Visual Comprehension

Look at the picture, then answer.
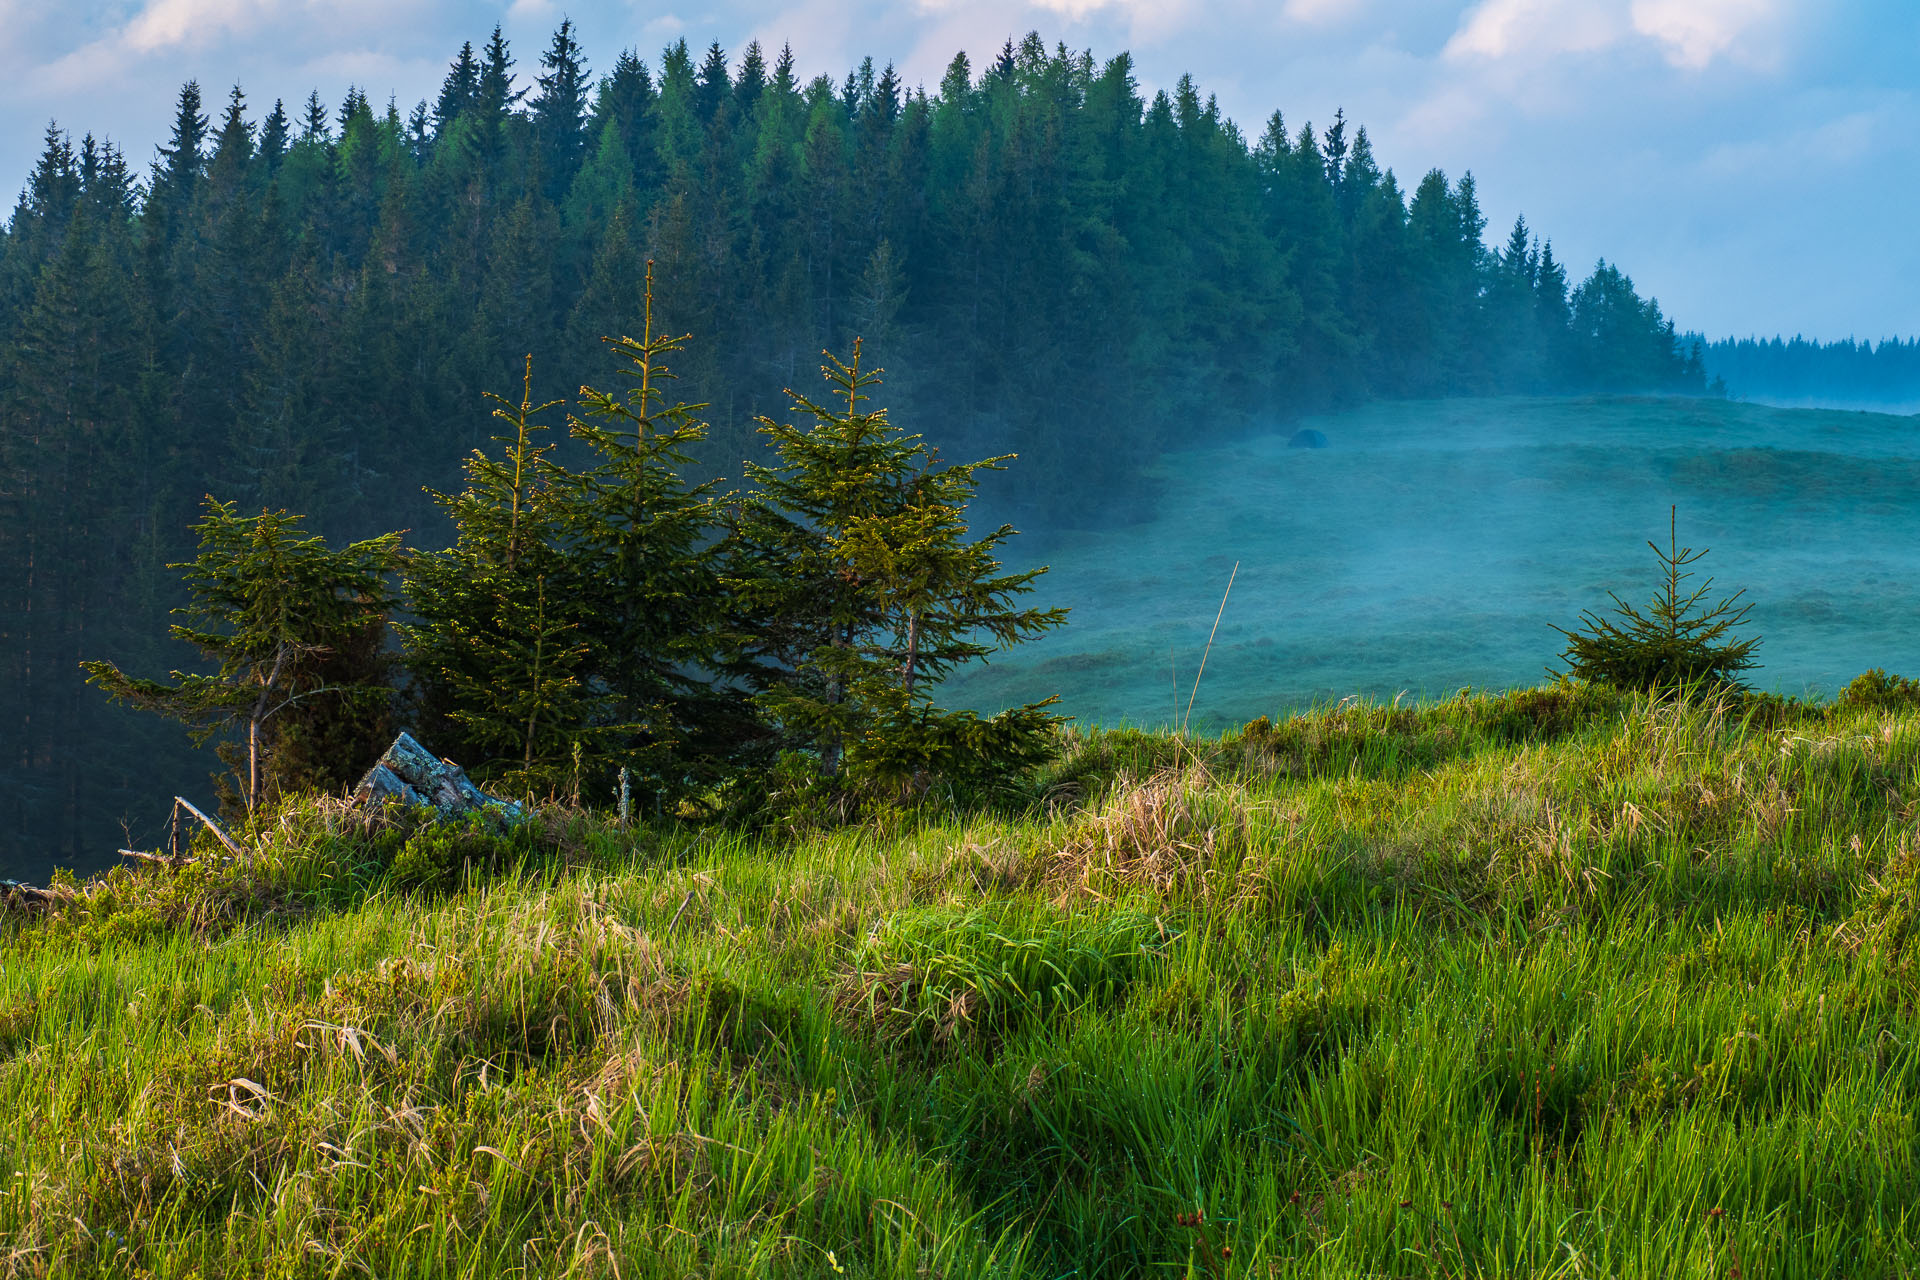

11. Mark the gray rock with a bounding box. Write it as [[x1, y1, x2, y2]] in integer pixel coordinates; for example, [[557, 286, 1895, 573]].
[[352, 732, 525, 824], [1288, 428, 1329, 449]]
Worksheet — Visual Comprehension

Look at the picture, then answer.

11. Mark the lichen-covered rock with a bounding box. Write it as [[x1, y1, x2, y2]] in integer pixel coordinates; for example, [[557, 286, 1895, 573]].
[[352, 733, 525, 824]]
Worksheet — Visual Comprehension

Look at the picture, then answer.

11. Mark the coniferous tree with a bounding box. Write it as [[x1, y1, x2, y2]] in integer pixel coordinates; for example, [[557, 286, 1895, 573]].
[[0, 25, 1741, 864], [593, 49, 658, 188], [403, 359, 594, 786], [82, 499, 405, 814], [531, 19, 592, 201], [1552, 507, 1760, 693], [149, 81, 209, 233], [434, 41, 481, 134], [695, 42, 732, 122], [565, 264, 749, 809], [258, 99, 291, 172], [729, 342, 1065, 799]]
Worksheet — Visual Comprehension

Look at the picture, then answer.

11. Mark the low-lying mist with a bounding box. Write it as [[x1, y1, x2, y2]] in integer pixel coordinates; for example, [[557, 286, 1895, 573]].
[[949, 394, 1920, 732]]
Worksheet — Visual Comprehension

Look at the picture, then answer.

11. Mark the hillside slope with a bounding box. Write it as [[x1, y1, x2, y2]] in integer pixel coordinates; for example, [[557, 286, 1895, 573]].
[[5, 687, 1920, 1276]]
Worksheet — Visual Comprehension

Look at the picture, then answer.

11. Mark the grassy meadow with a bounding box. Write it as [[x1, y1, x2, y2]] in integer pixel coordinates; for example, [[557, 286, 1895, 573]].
[[951, 395, 1920, 731], [6, 684, 1920, 1277]]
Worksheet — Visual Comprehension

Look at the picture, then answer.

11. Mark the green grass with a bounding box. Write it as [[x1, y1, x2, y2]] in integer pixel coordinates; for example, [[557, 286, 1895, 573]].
[[7, 685, 1920, 1277]]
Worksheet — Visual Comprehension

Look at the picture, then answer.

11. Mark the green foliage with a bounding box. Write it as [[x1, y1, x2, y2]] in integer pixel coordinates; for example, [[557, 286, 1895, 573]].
[[386, 812, 522, 892], [564, 263, 754, 811], [402, 358, 596, 791], [5, 27, 1714, 868], [730, 343, 1067, 802], [81, 498, 406, 814], [1838, 667, 1920, 712], [1552, 507, 1760, 693]]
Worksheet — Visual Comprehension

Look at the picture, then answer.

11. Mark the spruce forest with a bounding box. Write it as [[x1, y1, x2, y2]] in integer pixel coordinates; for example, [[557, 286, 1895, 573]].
[[1, 23, 1708, 867]]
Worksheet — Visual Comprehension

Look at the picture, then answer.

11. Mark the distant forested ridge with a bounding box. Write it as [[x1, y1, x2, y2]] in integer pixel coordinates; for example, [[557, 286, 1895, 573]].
[[1701, 335, 1920, 407], [1, 24, 1705, 868]]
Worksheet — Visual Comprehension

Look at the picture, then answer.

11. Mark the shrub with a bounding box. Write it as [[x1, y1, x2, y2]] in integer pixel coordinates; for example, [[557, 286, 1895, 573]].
[[387, 814, 522, 892], [1838, 668, 1920, 713]]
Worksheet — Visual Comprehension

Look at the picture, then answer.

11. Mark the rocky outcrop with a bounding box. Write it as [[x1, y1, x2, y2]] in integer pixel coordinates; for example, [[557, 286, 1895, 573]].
[[353, 733, 525, 824]]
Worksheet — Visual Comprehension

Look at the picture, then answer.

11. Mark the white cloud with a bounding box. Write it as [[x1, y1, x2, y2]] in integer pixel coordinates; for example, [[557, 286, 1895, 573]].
[[1281, 0, 1364, 22], [1630, 0, 1778, 69], [1026, 0, 1129, 16], [1701, 101, 1897, 180], [28, 0, 433, 94], [909, 0, 1201, 42], [1446, 0, 1785, 69], [120, 0, 270, 53], [1444, 0, 1624, 60]]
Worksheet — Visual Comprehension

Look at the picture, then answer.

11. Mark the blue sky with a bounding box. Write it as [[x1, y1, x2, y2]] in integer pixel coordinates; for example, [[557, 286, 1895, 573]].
[[1, 0, 1912, 340]]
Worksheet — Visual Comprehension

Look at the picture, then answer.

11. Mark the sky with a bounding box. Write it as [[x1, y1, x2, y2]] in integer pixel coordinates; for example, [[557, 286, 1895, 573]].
[[0, 0, 1912, 341]]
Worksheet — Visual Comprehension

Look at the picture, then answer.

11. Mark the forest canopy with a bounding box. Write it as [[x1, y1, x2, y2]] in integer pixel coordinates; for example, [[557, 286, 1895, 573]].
[[2, 23, 1710, 866]]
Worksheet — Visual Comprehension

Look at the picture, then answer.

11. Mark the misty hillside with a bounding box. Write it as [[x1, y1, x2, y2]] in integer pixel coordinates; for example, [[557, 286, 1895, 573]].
[[0, 21, 1743, 872], [948, 394, 1920, 735]]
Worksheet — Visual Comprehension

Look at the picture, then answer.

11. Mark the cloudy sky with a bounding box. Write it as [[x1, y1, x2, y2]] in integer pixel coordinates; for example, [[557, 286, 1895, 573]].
[[0, 0, 1911, 340]]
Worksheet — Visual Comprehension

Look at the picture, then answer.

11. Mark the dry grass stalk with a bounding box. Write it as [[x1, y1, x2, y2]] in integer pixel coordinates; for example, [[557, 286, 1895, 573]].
[[1050, 768, 1249, 896]]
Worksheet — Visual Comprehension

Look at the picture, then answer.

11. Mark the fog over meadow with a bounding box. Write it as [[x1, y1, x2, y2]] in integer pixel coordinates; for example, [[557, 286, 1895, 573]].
[[951, 395, 1920, 733]]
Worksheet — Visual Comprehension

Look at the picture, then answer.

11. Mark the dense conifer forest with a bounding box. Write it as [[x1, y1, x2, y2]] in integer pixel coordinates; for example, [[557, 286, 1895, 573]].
[[2, 23, 1713, 868], [1701, 334, 1920, 405]]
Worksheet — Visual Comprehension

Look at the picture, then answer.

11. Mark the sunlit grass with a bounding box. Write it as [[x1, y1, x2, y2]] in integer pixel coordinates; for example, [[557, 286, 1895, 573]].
[[6, 686, 1920, 1276]]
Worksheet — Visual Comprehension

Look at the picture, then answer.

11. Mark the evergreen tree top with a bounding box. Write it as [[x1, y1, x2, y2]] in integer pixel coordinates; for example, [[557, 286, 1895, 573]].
[[695, 41, 732, 120], [435, 41, 481, 132], [480, 25, 527, 118], [299, 90, 329, 142]]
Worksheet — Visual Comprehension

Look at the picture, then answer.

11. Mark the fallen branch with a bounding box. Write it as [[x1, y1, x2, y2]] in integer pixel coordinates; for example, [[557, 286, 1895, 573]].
[[118, 848, 183, 868], [173, 796, 246, 859]]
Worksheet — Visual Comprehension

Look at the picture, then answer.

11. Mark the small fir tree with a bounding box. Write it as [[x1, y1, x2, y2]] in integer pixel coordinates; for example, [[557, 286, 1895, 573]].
[[729, 341, 1067, 802], [402, 357, 596, 788], [566, 262, 751, 811], [1552, 506, 1760, 692], [82, 498, 406, 814]]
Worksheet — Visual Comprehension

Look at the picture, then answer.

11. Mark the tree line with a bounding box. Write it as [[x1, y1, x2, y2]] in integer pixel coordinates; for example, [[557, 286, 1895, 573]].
[[1, 22, 1705, 867], [1701, 335, 1920, 406]]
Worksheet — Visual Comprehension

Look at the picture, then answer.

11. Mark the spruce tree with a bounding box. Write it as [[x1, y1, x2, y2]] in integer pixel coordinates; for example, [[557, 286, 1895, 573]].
[[82, 499, 406, 814], [150, 81, 209, 228], [299, 90, 329, 142], [565, 263, 747, 810], [532, 19, 592, 200], [434, 41, 481, 134], [1552, 507, 1760, 693], [592, 49, 657, 178], [258, 99, 291, 171], [695, 42, 732, 122], [403, 359, 595, 787], [729, 341, 1066, 801]]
